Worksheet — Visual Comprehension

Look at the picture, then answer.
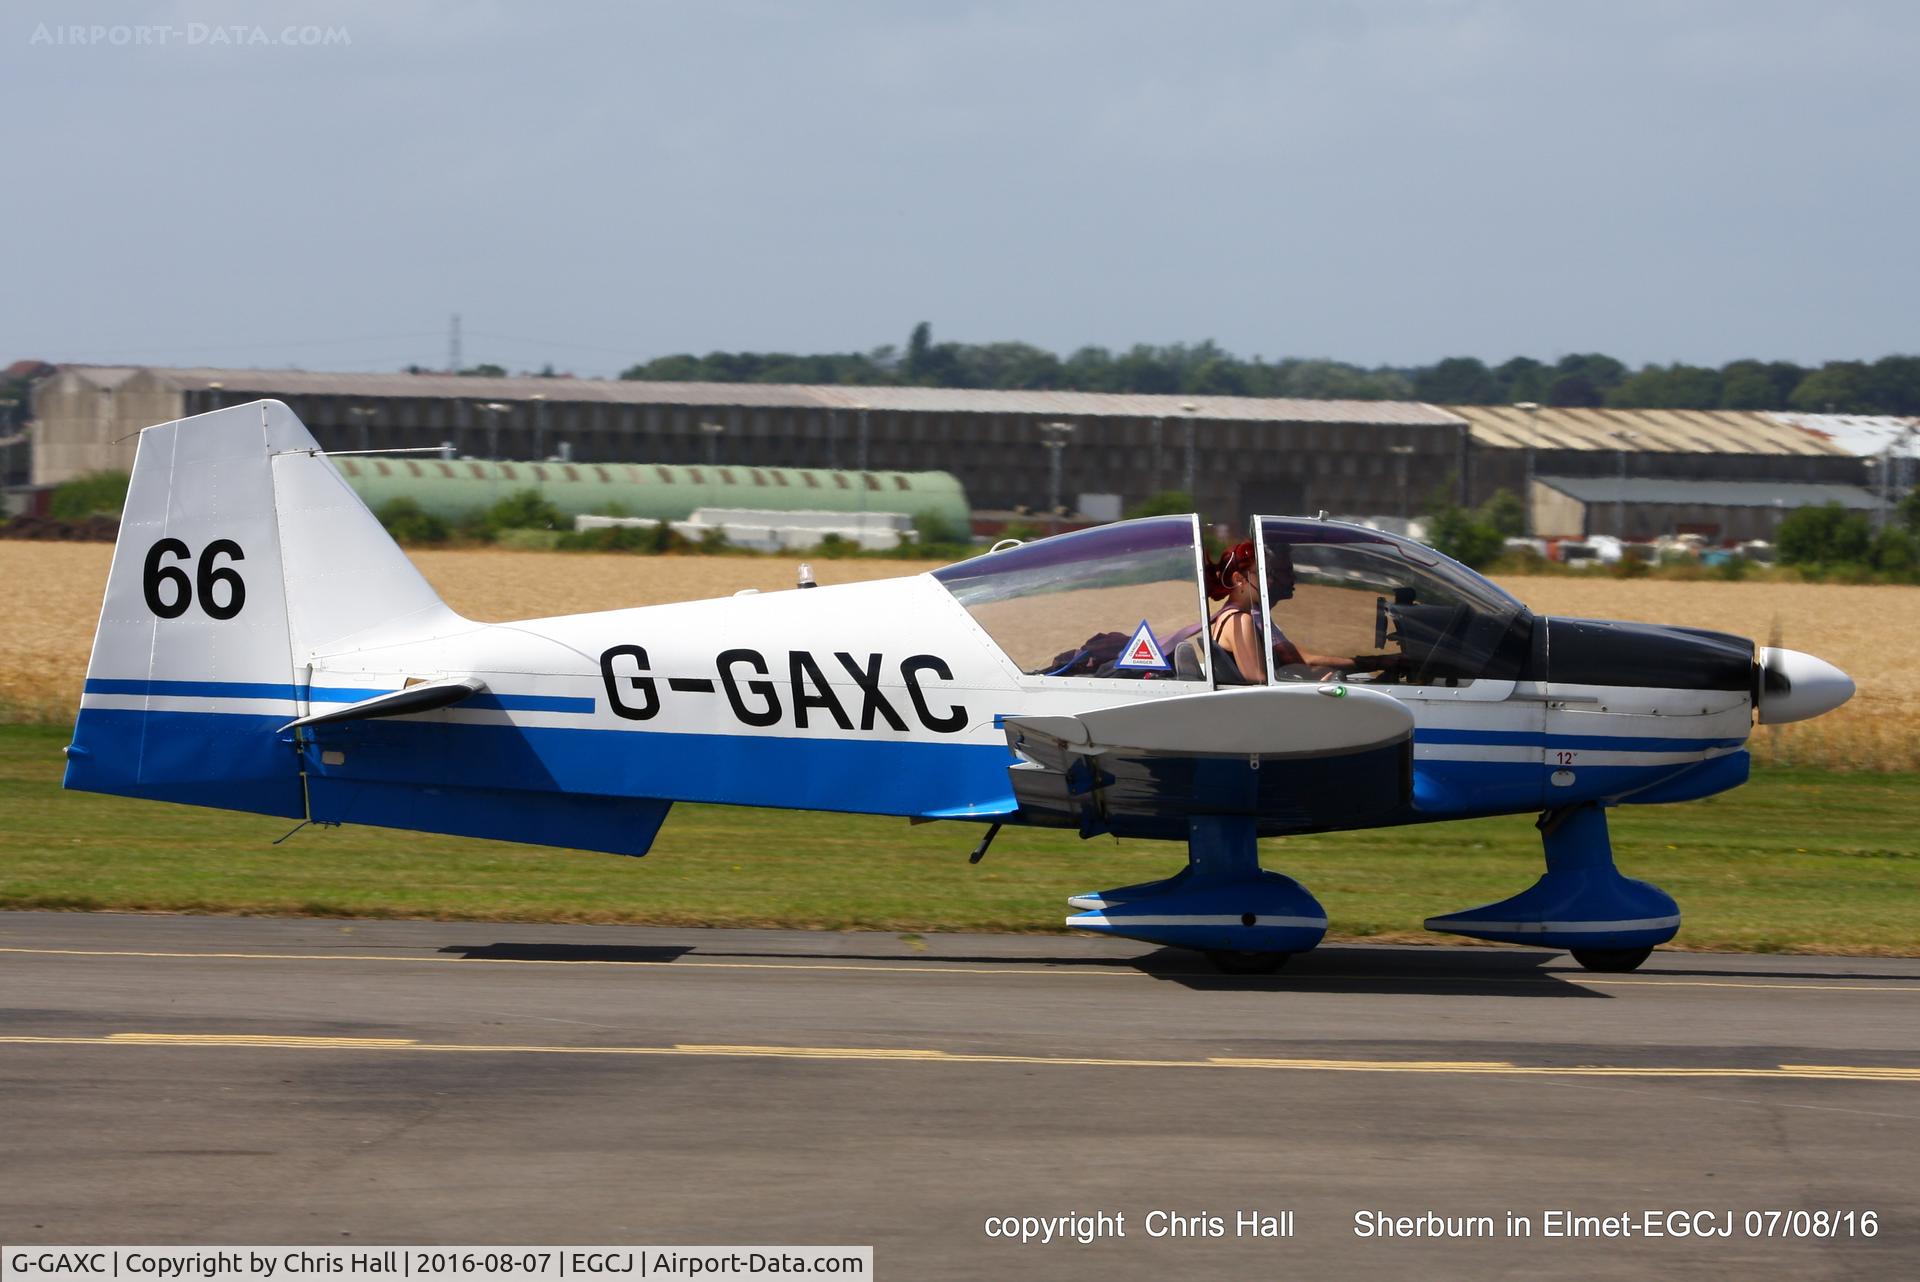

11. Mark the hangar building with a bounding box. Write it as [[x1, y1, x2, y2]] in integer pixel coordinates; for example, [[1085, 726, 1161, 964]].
[[1530, 476, 1885, 542], [1444, 404, 1888, 540], [1446, 405, 1867, 501], [26, 366, 1472, 527], [20, 365, 1893, 537]]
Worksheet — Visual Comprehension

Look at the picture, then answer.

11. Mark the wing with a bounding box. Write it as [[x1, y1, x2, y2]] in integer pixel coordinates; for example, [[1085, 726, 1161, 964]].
[[1002, 684, 1414, 839]]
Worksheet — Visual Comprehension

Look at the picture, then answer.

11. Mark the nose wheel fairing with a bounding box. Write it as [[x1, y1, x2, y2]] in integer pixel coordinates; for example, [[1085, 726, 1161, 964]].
[[1424, 802, 1679, 951]]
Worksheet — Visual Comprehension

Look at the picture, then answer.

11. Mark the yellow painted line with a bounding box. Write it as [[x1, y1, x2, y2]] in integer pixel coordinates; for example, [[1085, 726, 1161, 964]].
[[0, 1034, 1915, 1083], [108, 1033, 419, 1047], [1214, 1057, 1920, 1082], [1210, 1057, 1516, 1071], [1576, 977, 1920, 993], [1, 945, 1915, 994], [679, 1044, 957, 1060]]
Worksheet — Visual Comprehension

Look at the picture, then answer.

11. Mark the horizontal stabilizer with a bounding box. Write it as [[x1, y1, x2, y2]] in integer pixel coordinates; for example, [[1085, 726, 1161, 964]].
[[280, 677, 486, 732]]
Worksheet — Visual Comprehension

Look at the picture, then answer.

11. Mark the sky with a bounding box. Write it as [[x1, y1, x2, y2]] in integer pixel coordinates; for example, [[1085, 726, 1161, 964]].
[[5, 1, 1916, 377]]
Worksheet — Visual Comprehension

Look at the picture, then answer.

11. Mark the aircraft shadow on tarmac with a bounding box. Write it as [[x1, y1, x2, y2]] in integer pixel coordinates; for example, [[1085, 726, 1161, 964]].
[[1113, 946, 1627, 997], [435, 940, 1656, 998], [444, 942, 696, 964]]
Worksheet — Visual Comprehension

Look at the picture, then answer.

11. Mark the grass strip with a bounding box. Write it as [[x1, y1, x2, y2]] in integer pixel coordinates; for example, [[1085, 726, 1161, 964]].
[[3, 724, 1915, 954]]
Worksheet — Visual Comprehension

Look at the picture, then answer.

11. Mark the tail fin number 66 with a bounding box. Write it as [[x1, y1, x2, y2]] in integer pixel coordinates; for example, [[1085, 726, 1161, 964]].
[[142, 538, 247, 620]]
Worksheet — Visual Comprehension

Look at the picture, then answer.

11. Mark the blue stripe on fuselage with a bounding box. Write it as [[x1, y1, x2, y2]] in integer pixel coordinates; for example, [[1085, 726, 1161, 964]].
[[1415, 728, 1746, 753], [66, 683, 1750, 830], [81, 678, 593, 715], [82, 680, 1736, 751]]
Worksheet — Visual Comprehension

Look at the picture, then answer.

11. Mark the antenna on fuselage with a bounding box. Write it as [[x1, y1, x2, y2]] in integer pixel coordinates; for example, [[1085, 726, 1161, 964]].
[[968, 823, 1002, 864]]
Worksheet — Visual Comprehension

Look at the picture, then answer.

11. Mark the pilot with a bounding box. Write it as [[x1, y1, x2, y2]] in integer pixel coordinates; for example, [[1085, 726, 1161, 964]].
[[1206, 540, 1355, 683]]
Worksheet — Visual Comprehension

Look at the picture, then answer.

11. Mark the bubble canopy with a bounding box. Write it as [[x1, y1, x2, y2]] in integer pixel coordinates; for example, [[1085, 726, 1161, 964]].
[[1253, 516, 1532, 688], [931, 515, 1530, 688], [932, 516, 1210, 679]]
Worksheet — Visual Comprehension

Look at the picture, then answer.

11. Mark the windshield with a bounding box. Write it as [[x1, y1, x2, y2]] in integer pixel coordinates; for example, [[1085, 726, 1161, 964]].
[[1253, 518, 1530, 686], [933, 515, 1210, 680]]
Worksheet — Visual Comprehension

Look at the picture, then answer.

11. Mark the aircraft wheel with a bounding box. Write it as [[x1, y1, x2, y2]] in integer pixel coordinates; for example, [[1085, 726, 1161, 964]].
[[1569, 945, 1654, 973], [1205, 950, 1290, 975]]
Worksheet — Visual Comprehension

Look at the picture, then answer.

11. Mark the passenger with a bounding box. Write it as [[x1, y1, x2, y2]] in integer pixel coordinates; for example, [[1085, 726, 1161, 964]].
[[1205, 540, 1355, 683]]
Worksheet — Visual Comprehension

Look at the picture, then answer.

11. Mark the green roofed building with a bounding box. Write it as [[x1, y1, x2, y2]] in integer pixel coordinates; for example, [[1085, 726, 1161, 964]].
[[331, 454, 971, 537]]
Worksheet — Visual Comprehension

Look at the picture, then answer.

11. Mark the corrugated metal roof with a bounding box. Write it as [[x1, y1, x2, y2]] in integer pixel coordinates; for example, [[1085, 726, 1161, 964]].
[[1537, 475, 1883, 509], [143, 367, 820, 408], [113, 366, 1465, 426], [1448, 404, 1848, 456], [57, 365, 142, 390], [1767, 412, 1920, 458], [800, 385, 1460, 424]]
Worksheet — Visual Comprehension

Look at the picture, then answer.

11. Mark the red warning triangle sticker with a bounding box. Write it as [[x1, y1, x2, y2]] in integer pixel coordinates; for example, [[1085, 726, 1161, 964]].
[[1114, 619, 1171, 671]]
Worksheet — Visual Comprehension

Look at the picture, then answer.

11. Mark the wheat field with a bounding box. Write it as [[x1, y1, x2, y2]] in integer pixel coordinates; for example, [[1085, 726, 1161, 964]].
[[6, 543, 1917, 767]]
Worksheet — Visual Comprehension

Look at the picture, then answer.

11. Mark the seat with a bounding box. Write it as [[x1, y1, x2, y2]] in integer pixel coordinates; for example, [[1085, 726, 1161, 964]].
[[1172, 638, 1207, 681]]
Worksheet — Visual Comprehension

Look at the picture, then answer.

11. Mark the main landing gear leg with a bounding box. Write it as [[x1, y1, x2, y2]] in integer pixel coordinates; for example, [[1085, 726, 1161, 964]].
[[1424, 802, 1679, 972], [1065, 815, 1329, 974]]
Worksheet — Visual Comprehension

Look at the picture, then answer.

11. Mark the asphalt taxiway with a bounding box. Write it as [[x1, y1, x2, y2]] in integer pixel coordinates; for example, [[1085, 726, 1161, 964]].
[[2, 911, 1915, 1279]]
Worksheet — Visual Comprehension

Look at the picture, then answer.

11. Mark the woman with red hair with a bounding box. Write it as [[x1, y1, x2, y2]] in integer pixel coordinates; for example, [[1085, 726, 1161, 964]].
[[1205, 540, 1356, 683]]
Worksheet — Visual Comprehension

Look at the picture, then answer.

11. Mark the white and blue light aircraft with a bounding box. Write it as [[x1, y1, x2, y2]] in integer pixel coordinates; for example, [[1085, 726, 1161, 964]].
[[68, 402, 1856, 973]]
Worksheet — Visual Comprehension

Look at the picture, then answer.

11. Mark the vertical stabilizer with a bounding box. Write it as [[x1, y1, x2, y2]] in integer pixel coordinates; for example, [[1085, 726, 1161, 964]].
[[66, 400, 458, 817]]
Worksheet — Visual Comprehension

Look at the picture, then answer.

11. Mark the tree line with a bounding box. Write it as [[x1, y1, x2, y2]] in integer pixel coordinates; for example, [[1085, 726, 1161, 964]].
[[614, 323, 1920, 415], [1775, 494, 1920, 580]]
